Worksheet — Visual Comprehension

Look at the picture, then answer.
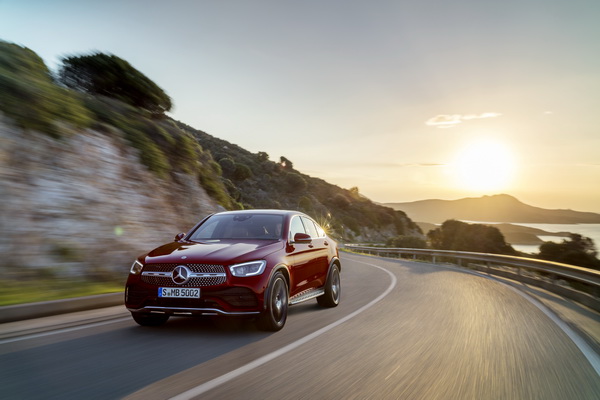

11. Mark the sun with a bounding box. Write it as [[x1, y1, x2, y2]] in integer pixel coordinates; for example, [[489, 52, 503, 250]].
[[452, 139, 516, 192]]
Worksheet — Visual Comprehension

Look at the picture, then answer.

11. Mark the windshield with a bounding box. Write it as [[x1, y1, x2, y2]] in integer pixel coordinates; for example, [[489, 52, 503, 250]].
[[190, 214, 284, 241]]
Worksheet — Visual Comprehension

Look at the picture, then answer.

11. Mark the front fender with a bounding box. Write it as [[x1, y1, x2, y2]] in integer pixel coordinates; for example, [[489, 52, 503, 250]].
[[262, 264, 291, 311]]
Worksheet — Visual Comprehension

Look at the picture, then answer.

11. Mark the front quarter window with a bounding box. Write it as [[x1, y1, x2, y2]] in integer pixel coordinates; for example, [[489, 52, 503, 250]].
[[289, 216, 306, 242]]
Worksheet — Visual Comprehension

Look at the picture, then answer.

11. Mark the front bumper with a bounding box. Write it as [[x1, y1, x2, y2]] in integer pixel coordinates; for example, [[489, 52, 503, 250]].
[[125, 283, 263, 316], [127, 306, 260, 316]]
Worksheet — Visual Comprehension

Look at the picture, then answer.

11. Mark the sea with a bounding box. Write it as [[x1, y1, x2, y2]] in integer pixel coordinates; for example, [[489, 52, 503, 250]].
[[489, 223, 600, 254]]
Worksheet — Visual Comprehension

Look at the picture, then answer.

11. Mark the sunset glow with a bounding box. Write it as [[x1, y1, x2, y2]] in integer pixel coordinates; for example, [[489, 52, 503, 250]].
[[453, 140, 515, 192], [1, 1, 598, 212]]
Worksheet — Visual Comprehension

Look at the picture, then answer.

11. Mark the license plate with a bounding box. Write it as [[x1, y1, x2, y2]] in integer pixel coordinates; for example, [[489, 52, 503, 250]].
[[158, 287, 200, 298]]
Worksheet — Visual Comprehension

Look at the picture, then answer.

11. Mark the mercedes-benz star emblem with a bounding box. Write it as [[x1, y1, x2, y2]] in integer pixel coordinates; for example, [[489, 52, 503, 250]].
[[172, 265, 190, 285]]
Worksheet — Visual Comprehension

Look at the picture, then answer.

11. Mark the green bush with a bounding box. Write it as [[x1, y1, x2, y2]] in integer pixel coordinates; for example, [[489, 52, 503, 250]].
[[218, 158, 236, 175], [386, 235, 428, 249], [285, 172, 307, 192], [0, 41, 92, 137], [233, 163, 253, 181]]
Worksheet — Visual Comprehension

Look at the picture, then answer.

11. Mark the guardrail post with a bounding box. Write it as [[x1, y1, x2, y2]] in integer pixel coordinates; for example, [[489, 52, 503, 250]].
[[432, 256, 436, 264]]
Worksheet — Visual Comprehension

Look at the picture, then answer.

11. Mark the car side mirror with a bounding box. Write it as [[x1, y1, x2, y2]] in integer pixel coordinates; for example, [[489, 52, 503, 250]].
[[174, 233, 186, 241], [293, 232, 312, 244]]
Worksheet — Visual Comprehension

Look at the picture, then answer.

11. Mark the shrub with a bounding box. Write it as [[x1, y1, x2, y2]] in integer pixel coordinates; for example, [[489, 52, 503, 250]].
[[233, 163, 253, 181], [285, 172, 307, 192], [0, 41, 91, 137], [386, 235, 428, 249], [218, 158, 236, 175]]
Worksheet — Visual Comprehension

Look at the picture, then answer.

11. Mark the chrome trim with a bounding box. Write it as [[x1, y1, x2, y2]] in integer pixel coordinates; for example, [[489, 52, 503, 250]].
[[128, 306, 260, 316], [141, 271, 226, 278], [142, 271, 171, 277], [190, 272, 227, 278]]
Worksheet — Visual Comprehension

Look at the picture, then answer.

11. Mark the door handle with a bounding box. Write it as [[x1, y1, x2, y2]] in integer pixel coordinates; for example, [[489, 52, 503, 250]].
[[324, 241, 329, 246]]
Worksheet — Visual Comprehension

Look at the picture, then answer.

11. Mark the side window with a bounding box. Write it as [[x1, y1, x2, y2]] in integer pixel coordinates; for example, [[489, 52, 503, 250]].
[[301, 217, 319, 238], [315, 223, 326, 238], [289, 216, 306, 241]]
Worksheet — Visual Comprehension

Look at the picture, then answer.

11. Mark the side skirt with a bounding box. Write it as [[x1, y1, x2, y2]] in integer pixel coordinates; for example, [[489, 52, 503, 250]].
[[289, 287, 325, 305]]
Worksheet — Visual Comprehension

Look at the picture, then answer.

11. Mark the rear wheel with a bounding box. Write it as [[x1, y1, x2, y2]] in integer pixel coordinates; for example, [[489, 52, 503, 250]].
[[131, 312, 170, 327], [317, 264, 341, 307], [257, 272, 288, 331]]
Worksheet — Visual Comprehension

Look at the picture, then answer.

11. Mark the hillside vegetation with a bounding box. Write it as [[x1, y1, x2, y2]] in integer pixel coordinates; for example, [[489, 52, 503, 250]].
[[0, 40, 420, 257], [175, 120, 420, 241]]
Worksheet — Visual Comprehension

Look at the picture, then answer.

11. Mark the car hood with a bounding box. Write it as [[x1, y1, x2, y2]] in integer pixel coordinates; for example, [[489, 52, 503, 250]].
[[143, 240, 284, 265]]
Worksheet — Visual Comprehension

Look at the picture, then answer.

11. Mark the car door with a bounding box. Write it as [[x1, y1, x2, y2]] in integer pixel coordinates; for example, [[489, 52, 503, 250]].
[[287, 215, 318, 294], [300, 216, 330, 287]]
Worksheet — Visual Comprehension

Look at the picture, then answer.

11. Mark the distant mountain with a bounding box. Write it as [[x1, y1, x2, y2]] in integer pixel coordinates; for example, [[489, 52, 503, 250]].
[[385, 194, 600, 224]]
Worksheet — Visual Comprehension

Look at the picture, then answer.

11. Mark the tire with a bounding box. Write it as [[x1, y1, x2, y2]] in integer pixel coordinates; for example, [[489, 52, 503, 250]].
[[317, 264, 341, 308], [131, 312, 170, 327], [257, 272, 289, 331]]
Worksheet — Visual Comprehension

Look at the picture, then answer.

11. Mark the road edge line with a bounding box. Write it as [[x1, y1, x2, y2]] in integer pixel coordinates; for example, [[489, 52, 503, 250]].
[[422, 262, 600, 377], [169, 259, 397, 400]]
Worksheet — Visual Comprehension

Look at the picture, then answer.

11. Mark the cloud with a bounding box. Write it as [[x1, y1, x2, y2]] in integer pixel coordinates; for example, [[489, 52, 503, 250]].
[[426, 112, 502, 128]]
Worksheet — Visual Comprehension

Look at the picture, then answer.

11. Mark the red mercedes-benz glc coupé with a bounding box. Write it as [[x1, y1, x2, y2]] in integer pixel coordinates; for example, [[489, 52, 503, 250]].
[[125, 210, 341, 331]]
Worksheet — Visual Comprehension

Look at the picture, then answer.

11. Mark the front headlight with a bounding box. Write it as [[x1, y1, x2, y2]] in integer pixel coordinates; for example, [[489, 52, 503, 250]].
[[130, 260, 143, 275], [229, 260, 266, 277]]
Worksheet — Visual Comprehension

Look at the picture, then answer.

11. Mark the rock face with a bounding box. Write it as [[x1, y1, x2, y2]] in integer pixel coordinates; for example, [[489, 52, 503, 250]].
[[0, 118, 219, 278]]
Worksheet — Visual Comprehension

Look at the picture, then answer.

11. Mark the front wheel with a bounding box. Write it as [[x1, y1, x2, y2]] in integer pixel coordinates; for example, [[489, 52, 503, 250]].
[[131, 312, 169, 327], [257, 272, 289, 331], [317, 264, 341, 308]]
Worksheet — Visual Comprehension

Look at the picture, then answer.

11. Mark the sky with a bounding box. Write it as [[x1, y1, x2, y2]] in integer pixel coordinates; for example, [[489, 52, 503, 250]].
[[2, 0, 599, 212]]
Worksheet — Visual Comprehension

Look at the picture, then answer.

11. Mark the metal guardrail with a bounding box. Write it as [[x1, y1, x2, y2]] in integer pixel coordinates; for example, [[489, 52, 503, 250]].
[[344, 245, 600, 312]]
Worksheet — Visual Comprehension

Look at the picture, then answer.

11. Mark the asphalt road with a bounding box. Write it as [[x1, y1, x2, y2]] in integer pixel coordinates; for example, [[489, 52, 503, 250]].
[[1, 252, 599, 399]]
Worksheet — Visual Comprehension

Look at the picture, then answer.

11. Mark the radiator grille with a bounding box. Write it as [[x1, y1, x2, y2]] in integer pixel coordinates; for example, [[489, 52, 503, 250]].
[[141, 264, 226, 287]]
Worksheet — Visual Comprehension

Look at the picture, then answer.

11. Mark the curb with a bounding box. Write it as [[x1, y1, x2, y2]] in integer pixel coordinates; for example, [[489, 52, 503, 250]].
[[0, 293, 124, 324]]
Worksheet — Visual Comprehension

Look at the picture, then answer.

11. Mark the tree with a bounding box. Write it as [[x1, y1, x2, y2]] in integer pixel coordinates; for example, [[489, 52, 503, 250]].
[[257, 151, 269, 162], [386, 235, 427, 249], [428, 220, 515, 255], [59, 52, 172, 115], [538, 234, 600, 269], [280, 156, 293, 169]]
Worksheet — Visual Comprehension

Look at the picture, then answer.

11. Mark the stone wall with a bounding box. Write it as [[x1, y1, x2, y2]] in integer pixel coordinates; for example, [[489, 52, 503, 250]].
[[0, 118, 219, 279]]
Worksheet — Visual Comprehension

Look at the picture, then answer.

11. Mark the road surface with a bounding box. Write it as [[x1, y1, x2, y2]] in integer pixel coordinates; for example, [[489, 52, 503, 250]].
[[1, 252, 599, 399]]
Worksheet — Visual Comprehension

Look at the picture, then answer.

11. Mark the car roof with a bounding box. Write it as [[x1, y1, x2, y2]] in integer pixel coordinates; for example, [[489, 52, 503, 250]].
[[213, 209, 305, 218]]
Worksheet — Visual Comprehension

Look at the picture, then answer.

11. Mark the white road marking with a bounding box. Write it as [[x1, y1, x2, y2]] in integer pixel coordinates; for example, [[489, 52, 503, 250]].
[[408, 261, 600, 377], [503, 282, 600, 376], [0, 317, 131, 345], [169, 260, 397, 400]]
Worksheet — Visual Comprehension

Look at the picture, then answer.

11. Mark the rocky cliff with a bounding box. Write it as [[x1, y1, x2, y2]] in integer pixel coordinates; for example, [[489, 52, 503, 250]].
[[0, 117, 219, 279]]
